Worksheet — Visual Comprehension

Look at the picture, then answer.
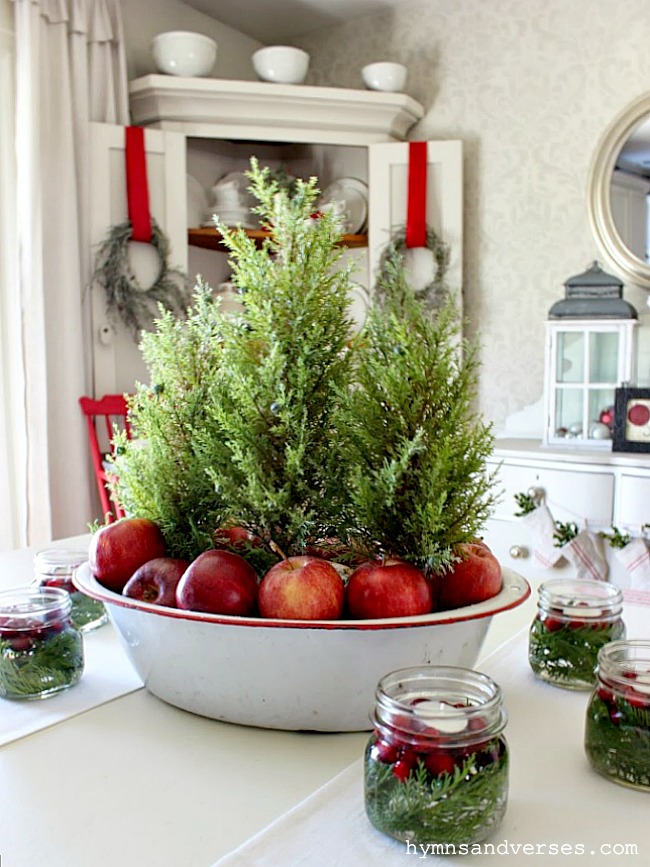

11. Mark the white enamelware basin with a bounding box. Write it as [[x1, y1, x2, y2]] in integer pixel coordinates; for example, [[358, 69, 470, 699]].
[[74, 564, 529, 732]]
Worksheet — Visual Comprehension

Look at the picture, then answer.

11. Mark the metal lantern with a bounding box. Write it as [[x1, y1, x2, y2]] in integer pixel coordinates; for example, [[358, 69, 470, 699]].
[[544, 262, 638, 447]]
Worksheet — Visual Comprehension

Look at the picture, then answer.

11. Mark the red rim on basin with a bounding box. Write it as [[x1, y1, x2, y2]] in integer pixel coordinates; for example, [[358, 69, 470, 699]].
[[74, 563, 530, 631]]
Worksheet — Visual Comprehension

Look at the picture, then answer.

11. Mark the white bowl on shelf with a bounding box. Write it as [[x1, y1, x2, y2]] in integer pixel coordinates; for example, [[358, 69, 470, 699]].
[[252, 45, 310, 84], [152, 31, 217, 78], [74, 563, 529, 732], [361, 61, 408, 92]]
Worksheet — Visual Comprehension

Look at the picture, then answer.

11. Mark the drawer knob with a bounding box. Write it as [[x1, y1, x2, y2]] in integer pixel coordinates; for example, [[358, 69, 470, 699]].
[[527, 486, 545, 506], [509, 545, 529, 560]]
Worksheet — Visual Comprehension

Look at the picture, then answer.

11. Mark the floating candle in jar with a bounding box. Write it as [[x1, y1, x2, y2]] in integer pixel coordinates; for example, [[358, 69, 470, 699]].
[[364, 666, 509, 846], [0, 587, 84, 700], [32, 549, 107, 632], [528, 578, 625, 690], [412, 698, 469, 733], [585, 640, 650, 791]]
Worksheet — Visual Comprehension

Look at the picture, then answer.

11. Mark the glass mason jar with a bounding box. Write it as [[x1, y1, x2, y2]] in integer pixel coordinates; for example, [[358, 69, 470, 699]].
[[585, 640, 650, 791], [364, 666, 509, 847], [33, 548, 107, 632], [528, 578, 625, 690], [0, 587, 84, 700]]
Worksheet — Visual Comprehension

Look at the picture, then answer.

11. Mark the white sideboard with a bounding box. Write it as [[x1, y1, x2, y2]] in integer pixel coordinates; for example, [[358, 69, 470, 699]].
[[480, 438, 650, 649]]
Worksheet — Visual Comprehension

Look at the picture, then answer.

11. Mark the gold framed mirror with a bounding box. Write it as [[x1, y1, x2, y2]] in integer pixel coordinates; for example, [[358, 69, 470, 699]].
[[588, 90, 650, 290]]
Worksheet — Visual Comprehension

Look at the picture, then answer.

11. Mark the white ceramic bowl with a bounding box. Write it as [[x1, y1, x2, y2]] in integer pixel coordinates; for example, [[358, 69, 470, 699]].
[[75, 564, 529, 731], [362, 61, 408, 92], [252, 45, 310, 84], [152, 31, 217, 78]]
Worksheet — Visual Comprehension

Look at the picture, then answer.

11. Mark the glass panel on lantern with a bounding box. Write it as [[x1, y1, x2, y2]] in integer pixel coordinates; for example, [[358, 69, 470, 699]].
[[589, 332, 619, 383], [556, 332, 584, 383], [555, 388, 584, 438], [588, 389, 615, 441]]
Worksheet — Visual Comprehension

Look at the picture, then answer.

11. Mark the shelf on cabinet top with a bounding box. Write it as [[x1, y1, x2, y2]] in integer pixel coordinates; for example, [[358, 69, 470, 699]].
[[129, 75, 424, 146], [188, 227, 367, 251]]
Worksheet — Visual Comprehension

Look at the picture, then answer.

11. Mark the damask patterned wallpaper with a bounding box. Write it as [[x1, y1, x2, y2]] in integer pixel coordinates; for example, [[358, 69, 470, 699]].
[[297, 0, 650, 433]]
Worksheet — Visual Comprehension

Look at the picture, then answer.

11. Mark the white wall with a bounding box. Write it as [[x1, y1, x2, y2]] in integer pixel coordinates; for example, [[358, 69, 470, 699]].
[[296, 0, 650, 432], [122, 0, 262, 83]]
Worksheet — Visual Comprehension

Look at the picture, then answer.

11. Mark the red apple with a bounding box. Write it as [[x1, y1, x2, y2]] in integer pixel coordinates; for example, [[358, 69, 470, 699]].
[[346, 558, 432, 619], [89, 517, 167, 593], [258, 556, 345, 620], [436, 543, 503, 611], [213, 526, 264, 551], [176, 550, 258, 616], [122, 557, 189, 607]]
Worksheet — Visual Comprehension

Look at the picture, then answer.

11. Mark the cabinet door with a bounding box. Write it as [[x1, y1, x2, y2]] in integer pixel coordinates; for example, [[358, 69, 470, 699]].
[[367, 141, 463, 303], [89, 122, 187, 397]]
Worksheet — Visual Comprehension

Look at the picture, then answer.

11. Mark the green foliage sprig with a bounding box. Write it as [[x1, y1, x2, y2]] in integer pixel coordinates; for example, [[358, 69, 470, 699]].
[[112, 285, 234, 560], [553, 521, 579, 547], [529, 617, 624, 685], [586, 694, 650, 788], [365, 746, 508, 845], [0, 631, 83, 698], [513, 491, 537, 517], [340, 249, 497, 573], [192, 161, 356, 555], [599, 526, 632, 550]]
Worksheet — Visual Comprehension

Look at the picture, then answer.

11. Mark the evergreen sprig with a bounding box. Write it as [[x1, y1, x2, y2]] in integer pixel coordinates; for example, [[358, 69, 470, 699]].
[[553, 521, 579, 547], [340, 249, 498, 573], [513, 491, 537, 517], [112, 284, 234, 560], [528, 618, 624, 686], [599, 526, 631, 550], [0, 631, 83, 698], [365, 748, 509, 844], [586, 694, 650, 788], [191, 160, 357, 554]]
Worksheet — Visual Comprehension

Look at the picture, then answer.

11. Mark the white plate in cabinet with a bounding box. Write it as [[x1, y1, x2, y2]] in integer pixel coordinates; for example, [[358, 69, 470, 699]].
[[617, 474, 650, 528], [489, 462, 615, 528]]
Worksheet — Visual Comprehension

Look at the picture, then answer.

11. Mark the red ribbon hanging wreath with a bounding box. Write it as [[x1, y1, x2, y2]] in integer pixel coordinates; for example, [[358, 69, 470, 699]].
[[125, 125, 152, 243], [405, 140, 427, 249]]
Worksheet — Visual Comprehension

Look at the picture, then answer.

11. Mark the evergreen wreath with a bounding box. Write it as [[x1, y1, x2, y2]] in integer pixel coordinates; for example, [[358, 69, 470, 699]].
[[377, 226, 450, 312], [92, 219, 193, 338]]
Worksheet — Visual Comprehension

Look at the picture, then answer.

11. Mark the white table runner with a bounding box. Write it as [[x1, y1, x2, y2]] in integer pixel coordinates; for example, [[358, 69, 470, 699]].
[[0, 537, 143, 746], [214, 598, 650, 866]]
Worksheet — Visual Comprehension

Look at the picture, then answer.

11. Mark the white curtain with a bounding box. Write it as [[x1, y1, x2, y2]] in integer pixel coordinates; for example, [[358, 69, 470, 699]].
[[0, 22, 27, 550], [11, 0, 128, 546]]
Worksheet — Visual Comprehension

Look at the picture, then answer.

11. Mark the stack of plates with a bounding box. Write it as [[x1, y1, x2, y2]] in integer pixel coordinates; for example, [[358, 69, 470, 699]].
[[318, 178, 368, 234], [209, 171, 258, 228]]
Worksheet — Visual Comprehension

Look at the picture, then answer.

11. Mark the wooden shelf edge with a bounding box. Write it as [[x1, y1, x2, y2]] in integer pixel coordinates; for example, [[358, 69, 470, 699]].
[[188, 227, 367, 251]]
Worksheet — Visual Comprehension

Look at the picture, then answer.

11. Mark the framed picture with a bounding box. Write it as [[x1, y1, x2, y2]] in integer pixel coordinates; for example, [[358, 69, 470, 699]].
[[613, 387, 650, 452]]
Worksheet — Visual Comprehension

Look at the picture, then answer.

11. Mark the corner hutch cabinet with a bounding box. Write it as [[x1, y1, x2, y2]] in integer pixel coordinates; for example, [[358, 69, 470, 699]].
[[89, 76, 463, 397]]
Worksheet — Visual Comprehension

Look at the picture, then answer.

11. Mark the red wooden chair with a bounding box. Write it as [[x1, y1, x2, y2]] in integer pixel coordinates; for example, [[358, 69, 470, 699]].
[[79, 394, 132, 522]]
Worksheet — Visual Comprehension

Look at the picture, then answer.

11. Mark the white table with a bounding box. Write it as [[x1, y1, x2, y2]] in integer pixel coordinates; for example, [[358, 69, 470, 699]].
[[215, 602, 650, 867], [0, 540, 646, 867], [0, 539, 367, 867]]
